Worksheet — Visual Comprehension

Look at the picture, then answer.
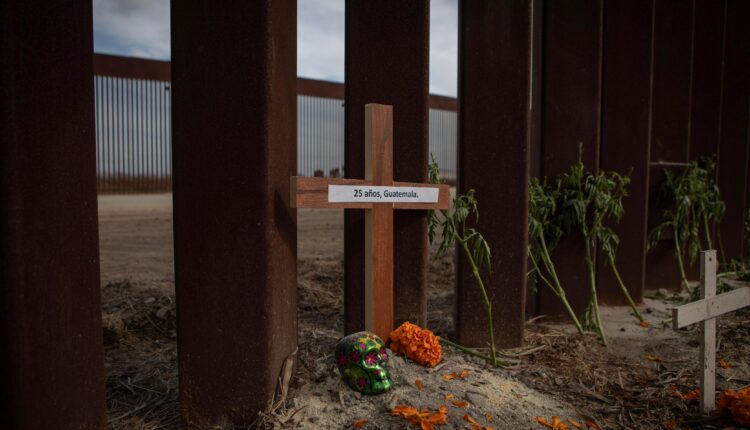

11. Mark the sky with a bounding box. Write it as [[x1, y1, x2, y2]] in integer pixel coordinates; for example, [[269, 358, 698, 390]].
[[93, 0, 458, 97]]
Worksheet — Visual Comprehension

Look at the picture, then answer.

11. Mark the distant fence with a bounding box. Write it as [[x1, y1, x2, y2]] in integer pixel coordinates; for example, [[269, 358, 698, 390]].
[[93, 53, 457, 193]]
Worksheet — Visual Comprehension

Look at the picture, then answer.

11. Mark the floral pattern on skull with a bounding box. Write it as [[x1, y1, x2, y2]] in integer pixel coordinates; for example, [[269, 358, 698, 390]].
[[335, 331, 393, 395]]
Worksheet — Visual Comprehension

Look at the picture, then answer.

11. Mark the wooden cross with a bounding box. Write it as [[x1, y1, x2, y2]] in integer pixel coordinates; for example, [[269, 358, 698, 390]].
[[672, 250, 750, 414], [290, 103, 450, 340]]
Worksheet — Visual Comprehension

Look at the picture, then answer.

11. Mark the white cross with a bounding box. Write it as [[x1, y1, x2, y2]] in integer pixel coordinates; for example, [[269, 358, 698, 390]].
[[672, 250, 750, 414]]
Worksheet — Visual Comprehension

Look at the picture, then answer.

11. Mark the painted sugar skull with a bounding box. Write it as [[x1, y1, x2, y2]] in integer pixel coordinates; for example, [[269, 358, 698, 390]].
[[335, 332, 393, 395]]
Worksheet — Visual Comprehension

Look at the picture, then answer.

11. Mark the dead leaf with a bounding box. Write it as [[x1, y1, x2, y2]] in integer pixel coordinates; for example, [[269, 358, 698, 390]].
[[719, 359, 732, 369], [645, 355, 661, 362], [415, 379, 424, 390], [639, 320, 650, 328]]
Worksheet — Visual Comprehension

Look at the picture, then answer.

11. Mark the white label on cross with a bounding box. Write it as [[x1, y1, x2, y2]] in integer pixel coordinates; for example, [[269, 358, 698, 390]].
[[327, 185, 440, 204], [671, 250, 750, 414]]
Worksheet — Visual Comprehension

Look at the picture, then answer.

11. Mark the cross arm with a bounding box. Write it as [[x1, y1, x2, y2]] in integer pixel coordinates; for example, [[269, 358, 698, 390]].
[[291, 176, 451, 210], [672, 287, 750, 329]]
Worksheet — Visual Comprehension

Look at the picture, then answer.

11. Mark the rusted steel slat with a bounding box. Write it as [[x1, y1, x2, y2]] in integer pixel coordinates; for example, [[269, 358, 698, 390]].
[[0, 0, 106, 428], [718, 0, 750, 260], [537, 0, 603, 316], [458, 0, 532, 347], [526, 0, 544, 318], [646, 0, 697, 290], [689, 0, 725, 162], [171, 0, 297, 425], [345, 0, 431, 331], [596, 0, 654, 305]]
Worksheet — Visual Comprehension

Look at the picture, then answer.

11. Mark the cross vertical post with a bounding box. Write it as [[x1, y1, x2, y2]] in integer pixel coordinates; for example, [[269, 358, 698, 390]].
[[365, 104, 394, 337], [699, 250, 717, 414]]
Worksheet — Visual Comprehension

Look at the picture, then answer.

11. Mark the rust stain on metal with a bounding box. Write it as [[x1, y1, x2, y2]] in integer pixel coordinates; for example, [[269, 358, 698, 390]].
[[537, 0, 603, 316], [596, 1, 653, 304], [171, 0, 297, 425], [457, 0, 532, 348], [1, 0, 106, 428]]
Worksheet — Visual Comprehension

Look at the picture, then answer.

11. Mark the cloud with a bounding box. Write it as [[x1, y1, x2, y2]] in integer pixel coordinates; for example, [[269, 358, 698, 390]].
[[297, 0, 346, 83], [93, 0, 457, 96], [429, 0, 458, 97], [93, 0, 170, 60]]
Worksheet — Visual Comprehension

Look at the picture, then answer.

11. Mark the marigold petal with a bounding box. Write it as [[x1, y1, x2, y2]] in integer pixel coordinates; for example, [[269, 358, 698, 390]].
[[452, 401, 469, 408], [353, 419, 368, 429], [442, 372, 458, 381], [567, 418, 582, 429], [464, 414, 480, 425], [536, 416, 553, 429], [415, 379, 424, 391], [584, 420, 602, 430]]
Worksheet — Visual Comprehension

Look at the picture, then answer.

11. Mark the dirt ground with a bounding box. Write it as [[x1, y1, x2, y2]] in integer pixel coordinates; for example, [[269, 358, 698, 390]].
[[98, 194, 750, 429]]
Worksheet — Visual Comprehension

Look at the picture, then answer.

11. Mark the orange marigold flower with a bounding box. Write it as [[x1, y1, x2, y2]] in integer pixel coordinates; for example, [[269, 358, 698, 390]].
[[717, 387, 750, 426], [389, 322, 442, 367]]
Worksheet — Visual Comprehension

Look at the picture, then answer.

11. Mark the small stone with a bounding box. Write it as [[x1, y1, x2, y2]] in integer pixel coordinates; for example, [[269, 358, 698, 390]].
[[156, 306, 169, 319], [144, 297, 156, 304]]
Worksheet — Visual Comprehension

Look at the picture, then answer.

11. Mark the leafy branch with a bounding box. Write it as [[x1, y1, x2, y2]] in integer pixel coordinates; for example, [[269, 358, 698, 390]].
[[427, 156, 502, 367], [528, 145, 642, 345], [527, 178, 584, 334], [649, 159, 724, 290]]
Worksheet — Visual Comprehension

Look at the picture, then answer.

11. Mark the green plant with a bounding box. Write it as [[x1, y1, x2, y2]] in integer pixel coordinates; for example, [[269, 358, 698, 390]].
[[527, 150, 642, 345], [552, 148, 637, 345], [427, 156, 503, 367], [649, 159, 724, 290], [527, 178, 584, 334]]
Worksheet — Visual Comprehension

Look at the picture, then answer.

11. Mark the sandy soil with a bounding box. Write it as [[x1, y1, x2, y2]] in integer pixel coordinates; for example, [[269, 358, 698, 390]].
[[98, 194, 750, 429]]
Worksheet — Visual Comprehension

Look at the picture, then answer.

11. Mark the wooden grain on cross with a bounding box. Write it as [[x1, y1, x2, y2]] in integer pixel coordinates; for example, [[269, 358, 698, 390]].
[[291, 104, 451, 340], [672, 250, 750, 414]]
